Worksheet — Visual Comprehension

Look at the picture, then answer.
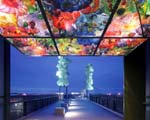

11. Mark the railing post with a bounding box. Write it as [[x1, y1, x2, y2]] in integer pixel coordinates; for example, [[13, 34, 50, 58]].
[[23, 102, 27, 116]]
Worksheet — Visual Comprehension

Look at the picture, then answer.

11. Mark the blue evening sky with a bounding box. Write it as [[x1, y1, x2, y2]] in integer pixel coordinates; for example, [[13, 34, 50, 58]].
[[11, 46, 124, 94]]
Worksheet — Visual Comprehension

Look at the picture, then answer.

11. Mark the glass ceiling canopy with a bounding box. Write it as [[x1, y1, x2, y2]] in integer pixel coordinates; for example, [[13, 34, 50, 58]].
[[0, 0, 149, 56]]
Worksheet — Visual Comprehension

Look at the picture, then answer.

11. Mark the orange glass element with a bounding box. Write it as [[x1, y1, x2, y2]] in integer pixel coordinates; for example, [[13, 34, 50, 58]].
[[0, 0, 50, 37], [52, 11, 81, 31], [97, 38, 146, 56]]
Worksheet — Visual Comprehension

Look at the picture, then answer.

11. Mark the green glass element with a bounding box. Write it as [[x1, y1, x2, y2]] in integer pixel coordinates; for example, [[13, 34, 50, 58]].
[[23, 22, 28, 28], [127, 0, 136, 13], [38, 14, 43, 19], [146, 0, 150, 15], [117, 8, 126, 15], [28, 6, 37, 14]]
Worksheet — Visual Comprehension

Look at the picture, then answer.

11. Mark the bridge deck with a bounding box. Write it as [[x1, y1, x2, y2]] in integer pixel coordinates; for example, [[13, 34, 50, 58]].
[[19, 99, 123, 120]]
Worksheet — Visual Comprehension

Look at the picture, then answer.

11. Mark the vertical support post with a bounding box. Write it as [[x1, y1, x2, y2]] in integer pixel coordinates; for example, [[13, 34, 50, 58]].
[[86, 90, 89, 99], [4, 40, 10, 120], [124, 41, 146, 120], [23, 102, 27, 116], [0, 37, 5, 120], [59, 86, 61, 100], [146, 40, 150, 120], [65, 86, 68, 100]]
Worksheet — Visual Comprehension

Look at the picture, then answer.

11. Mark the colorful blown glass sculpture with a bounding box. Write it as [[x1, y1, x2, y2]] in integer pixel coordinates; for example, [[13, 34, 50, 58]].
[[0, 0, 149, 56]]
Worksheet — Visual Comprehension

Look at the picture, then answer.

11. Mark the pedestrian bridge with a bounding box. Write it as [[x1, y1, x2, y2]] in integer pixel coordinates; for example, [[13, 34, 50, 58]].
[[18, 99, 123, 120]]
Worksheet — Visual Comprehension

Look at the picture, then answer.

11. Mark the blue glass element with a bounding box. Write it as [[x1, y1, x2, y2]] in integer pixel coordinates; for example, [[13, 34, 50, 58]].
[[138, 0, 145, 3], [77, 32, 99, 45], [43, 0, 92, 12]]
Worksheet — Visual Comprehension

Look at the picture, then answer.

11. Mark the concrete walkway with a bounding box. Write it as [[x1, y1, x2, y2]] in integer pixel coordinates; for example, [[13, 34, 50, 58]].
[[19, 99, 123, 120]]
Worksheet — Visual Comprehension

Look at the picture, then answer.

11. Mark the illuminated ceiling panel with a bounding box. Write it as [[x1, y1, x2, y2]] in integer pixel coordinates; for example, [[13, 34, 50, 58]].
[[105, 0, 143, 37], [0, 0, 51, 37], [7, 38, 57, 56], [0, 0, 149, 56], [56, 38, 99, 55], [42, 0, 117, 37], [136, 0, 150, 37], [96, 38, 146, 56]]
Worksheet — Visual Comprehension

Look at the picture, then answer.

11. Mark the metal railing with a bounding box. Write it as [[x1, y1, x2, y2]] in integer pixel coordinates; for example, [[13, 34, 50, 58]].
[[144, 96, 150, 106], [10, 94, 59, 120], [89, 94, 123, 114]]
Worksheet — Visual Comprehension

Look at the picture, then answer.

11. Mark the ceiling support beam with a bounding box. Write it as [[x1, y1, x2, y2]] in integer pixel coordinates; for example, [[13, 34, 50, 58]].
[[36, 0, 60, 55], [93, 0, 121, 55]]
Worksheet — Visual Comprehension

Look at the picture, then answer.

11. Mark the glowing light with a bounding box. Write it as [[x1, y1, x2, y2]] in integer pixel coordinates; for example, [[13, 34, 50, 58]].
[[65, 111, 81, 118], [69, 101, 79, 106], [71, 92, 79, 95], [65, 22, 72, 31], [68, 106, 84, 110], [14, 103, 18, 107], [32, 46, 46, 56], [0, 12, 17, 27], [14, 103, 23, 107], [107, 93, 112, 96], [56, 92, 64, 95], [22, 93, 27, 96]]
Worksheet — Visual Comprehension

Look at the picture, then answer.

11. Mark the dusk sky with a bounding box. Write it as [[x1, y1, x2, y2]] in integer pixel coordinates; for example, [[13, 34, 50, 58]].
[[11, 46, 124, 94]]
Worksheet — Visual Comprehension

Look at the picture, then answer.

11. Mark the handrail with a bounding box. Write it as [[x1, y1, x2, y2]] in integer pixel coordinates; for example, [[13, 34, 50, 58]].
[[10, 95, 59, 120], [89, 94, 123, 114], [145, 96, 150, 98], [143, 102, 150, 106], [0, 102, 3, 105], [10, 96, 58, 104], [142, 96, 150, 106], [0, 96, 4, 105], [0, 96, 4, 98]]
